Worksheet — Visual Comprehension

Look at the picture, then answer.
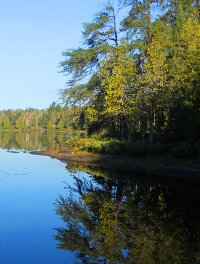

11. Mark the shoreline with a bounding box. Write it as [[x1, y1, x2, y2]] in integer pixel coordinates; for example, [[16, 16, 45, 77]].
[[31, 148, 200, 180]]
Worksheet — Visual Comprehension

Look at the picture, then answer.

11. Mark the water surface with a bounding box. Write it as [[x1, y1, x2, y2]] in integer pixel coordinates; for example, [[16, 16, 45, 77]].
[[0, 131, 78, 263], [0, 131, 199, 264]]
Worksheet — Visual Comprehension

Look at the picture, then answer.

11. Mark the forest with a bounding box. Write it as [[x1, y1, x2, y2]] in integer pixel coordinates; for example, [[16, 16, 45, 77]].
[[1, 0, 199, 158], [0, 103, 81, 133], [60, 0, 199, 144]]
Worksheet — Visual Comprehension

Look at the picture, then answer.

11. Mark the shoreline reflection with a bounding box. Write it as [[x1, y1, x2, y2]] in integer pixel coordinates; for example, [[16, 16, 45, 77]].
[[54, 164, 200, 264], [0, 130, 68, 151]]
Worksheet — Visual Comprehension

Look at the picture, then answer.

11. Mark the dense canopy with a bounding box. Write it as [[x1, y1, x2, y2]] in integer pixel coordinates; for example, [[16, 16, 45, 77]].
[[60, 0, 200, 143]]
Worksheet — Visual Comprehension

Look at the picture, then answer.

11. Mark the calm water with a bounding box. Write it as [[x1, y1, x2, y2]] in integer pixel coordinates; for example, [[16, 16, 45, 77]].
[[0, 131, 200, 264]]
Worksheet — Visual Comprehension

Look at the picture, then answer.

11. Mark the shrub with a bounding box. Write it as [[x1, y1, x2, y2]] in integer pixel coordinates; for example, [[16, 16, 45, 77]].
[[66, 137, 165, 156]]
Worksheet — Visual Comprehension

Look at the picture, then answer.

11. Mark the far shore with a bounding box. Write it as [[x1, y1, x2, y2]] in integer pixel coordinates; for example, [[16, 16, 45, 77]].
[[30, 147, 200, 180]]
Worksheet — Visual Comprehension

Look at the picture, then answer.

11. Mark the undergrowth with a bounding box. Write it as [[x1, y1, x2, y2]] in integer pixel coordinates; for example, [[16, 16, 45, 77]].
[[66, 137, 164, 156]]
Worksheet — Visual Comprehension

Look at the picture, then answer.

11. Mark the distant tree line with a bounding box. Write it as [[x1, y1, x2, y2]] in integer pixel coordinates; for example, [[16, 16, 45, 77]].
[[0, 103, 82, 132], [60, 0, 200, 143]]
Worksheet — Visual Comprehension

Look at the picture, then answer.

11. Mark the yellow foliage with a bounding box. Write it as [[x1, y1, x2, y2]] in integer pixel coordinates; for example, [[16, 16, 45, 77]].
[[99, 45, 137, 116]]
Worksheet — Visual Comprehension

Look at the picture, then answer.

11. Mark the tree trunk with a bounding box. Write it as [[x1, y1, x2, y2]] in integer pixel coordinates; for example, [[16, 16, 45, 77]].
[[149, 103, 156, 143], [147, 0, 152, 44], [140, 115, 146, 141], [111, 0, 119, 47], [119, 115, 124, 141]]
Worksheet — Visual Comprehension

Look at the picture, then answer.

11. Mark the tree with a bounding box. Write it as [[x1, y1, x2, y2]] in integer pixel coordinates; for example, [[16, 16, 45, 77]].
[[47, 119, 55, 130], [99, 45, 138, 139], [15, 116, 25, 130], [141, 30, 170, 142], [59, 0, 200, 143], [57, 119, 65, 130], [2, 115, 11, 130], [60, 0, 120, 111]]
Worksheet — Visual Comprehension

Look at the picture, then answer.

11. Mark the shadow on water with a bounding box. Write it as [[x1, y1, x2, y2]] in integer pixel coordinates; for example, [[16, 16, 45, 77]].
[[54, 164, 200, 264]]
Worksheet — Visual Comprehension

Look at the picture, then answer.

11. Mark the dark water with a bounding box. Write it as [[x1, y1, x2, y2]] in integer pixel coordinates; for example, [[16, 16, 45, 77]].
[[0, 131, 200, 264]]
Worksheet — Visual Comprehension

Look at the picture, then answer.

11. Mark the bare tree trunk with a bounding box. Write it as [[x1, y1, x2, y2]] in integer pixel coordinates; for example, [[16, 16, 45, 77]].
[[113, 7, 118, 46], [110, 0, 119, 46], [147, 0, 152, 44]]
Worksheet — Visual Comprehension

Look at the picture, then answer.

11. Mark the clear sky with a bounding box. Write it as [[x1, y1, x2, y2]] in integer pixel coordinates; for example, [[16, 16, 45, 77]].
[[0, 0, 107, 110]]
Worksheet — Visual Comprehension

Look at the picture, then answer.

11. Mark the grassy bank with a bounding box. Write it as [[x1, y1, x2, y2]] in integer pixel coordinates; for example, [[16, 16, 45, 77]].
[[66, 137, 200, 160], [31, 137, 200, 179]]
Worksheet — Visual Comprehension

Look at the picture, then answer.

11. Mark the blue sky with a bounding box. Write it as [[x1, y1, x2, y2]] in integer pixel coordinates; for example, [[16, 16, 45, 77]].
[[0, 0, 107, 110]]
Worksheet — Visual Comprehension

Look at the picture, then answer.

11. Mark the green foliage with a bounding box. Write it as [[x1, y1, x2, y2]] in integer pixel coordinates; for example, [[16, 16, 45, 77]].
[[67, 137, 164, 156], [59, 0, 200, 144], [0, 106, 84, 133], [2, 115, 11, 129], [100, 45, 137, 117], [15, 116, 25, 129], [39, 113, 49, 129], [47, 120, 55, 130], [56, 119, 65, 130]]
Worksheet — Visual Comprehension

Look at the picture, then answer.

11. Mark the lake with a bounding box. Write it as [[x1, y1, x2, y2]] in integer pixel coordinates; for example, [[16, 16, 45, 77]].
[[0, 131, 200, 264]]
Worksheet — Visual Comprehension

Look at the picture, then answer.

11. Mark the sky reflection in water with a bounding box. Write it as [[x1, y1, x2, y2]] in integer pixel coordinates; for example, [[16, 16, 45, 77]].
[[0, 148, 77, 263]]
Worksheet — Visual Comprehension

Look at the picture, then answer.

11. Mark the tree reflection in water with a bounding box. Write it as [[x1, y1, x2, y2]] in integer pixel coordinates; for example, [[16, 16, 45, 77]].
[[54, 164, 200, 264], [0, 130, 68, 150]]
